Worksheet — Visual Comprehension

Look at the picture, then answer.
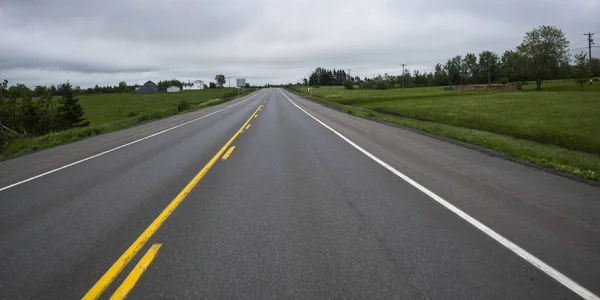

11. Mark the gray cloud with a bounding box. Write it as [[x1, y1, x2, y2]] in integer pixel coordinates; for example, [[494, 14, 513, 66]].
[[1, 0, 598, 87]]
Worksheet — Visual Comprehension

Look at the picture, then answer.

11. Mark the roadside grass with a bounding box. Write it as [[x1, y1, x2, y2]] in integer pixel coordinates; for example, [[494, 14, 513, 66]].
[[1, 88, 254, 159], [288, 81, 600, 181]]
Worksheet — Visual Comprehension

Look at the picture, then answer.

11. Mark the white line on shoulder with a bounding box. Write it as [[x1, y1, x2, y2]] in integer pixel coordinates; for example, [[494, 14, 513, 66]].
[[278, 88, 598, 300], [0, 92, 260, 192]]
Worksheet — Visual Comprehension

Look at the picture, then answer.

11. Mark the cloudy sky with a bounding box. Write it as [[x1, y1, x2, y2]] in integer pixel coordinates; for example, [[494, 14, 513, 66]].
[[1, 0, 598, 88]]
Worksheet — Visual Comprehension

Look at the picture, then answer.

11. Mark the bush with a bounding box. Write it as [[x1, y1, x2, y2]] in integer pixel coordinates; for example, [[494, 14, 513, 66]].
[[375, 80, 389, 90], [177, 100, 191, 112], [343, 79, 354, 90], [360, 80, 375, 89], [500, 77, 509, 85]]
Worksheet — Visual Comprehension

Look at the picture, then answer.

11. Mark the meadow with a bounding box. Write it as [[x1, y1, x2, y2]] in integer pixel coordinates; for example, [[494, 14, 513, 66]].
[[289, 81, 600, 181], [1, 88, 253, 158]]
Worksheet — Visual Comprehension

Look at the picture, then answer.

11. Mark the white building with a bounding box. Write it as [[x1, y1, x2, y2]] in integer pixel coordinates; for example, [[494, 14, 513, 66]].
[[167, 86, 181, 93], [183, 80, 204, 90]]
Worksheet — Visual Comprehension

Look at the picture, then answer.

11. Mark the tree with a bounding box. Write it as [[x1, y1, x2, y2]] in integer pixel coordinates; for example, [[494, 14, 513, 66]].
[[157, 79, 183, 92], [33, 85, 47, 97], [433, 63, 448, 86], [517, 25, 569, 90], [118, 81, 128, 92], [499, 50, 528, 82], [463, 53, 478, 84], [343, 79, 354, 90], [477, 50, 500, 84], [445, 56, 463, 85], [573, 52, 591, 90], [57, 82, 88, 129], [215, 75, 226, 87], [591, 57, 600, 78], [209, 82, 217, 88]]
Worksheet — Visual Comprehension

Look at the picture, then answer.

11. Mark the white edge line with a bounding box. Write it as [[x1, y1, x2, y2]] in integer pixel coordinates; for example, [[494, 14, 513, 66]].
[[0, 93, 259, 192], [278, 88, 598, 300]]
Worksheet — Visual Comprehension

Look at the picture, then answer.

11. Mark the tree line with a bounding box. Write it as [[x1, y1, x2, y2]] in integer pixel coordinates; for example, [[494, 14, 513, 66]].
[[308, 68, 352, 86], [306, 25, 599, 90], [1, 80, 87, 146], [29, 79, 186, 96]]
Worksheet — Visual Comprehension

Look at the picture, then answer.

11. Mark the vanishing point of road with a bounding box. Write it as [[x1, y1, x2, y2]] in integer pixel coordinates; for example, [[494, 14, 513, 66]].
[[1, 89, 599, 299]]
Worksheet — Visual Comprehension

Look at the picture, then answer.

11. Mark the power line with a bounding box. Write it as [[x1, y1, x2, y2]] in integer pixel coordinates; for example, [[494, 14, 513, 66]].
[[569, 46, 599, 52], [571, 39, 589, 47]]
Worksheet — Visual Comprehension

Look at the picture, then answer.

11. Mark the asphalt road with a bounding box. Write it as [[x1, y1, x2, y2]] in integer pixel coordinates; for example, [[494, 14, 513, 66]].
[[0, 88, 599, 299]]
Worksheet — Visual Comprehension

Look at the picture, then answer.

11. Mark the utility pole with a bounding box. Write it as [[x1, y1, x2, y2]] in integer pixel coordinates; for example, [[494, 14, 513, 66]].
[[585, 33, 595, 75], [401, 64, 406, 88], [488, 63, 491, 86], [347, 69, 351, 81], [228, 77, 231, 88]]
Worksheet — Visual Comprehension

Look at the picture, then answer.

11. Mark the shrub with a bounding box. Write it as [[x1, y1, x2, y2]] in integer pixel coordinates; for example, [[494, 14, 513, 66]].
[[360, 80, 375, 89], [177, 100, 191, 112], [375, 80, 389, 90], [500, 77, 509, 85], [343, 79, 354, 90]]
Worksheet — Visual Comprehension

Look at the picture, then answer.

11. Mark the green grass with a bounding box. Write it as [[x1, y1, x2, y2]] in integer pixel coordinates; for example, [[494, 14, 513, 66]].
[[79, 88, 247, 126], [288, 80, 600, 181], [1, 88, 254, 159]]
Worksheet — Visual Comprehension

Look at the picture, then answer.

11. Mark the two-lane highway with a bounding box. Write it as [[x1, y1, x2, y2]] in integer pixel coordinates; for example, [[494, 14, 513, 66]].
[[1, 88, 599, 299]]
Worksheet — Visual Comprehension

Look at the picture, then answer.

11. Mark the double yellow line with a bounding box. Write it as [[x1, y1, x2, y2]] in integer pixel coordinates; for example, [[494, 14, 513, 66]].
[[82, 100, 265, 300]]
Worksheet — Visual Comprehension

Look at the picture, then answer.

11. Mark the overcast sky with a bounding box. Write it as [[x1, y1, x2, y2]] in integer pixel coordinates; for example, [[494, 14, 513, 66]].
[[1, 0, 599, 88]]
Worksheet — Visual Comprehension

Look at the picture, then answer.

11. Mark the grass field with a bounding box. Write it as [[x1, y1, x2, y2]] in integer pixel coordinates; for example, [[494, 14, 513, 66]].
[[1, 88, 254, 159], [288, 80, 600, 181]]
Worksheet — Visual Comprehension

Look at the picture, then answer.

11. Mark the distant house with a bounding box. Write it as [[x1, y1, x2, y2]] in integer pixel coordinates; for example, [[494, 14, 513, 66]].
[[135, 81, 158, 94], [183, 80, 204, 91], [167, 86, 181, 93]]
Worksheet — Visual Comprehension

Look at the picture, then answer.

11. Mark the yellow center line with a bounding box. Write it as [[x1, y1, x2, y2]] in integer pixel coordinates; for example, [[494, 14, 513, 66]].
[[82, 102, 264, 300], [109, 244, 162, 300], [221, 146, 236, 160], [245, 124, 251, 130]]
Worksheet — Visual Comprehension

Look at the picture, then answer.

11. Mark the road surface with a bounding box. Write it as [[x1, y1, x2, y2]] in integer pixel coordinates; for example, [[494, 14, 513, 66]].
[[1, 88, 599, 299]]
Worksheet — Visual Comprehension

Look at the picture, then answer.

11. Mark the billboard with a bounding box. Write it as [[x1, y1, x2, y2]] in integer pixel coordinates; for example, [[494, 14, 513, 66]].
[[236, 78, 246, 87]]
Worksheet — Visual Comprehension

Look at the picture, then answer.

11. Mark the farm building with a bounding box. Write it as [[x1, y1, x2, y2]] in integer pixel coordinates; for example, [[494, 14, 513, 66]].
[[167, 86, 181, 93], [135, 81, 158, 94], [183, 80, 204, 90]]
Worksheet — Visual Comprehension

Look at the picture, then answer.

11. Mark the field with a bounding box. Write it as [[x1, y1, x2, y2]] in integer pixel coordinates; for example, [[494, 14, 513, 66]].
[[80, 88, 247, 125], [289, 80, 600, 181], [1, 88, 253, 159]]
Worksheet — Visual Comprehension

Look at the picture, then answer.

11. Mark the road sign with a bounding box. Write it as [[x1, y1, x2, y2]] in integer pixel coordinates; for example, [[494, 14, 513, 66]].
[[236, 79, 246, 88]]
